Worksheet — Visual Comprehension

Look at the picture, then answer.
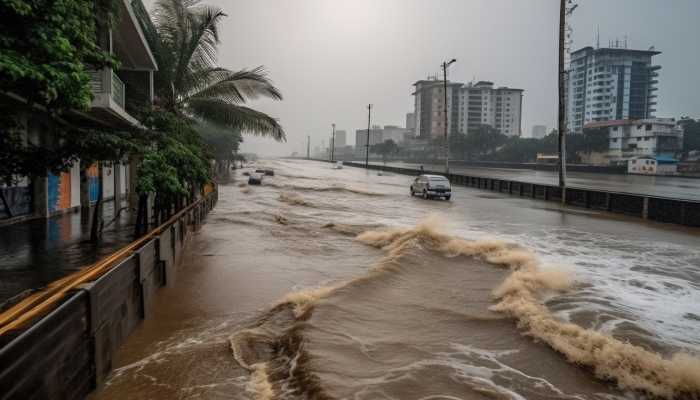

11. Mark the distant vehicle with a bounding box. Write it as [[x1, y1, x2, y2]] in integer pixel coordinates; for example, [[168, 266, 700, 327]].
[[334, 161, 343, 169], [248, 173, 263, 185], [410, 174, 451, 200], [256, 169, 274, 176]]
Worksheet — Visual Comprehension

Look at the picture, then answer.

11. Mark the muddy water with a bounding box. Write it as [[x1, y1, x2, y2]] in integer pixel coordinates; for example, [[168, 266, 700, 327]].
[[94, 160, 700, 400]]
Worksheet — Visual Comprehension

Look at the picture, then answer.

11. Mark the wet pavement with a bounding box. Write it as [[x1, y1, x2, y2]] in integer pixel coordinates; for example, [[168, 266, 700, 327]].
[[366, 161, 700, 201], [0, 201, 135, 307]]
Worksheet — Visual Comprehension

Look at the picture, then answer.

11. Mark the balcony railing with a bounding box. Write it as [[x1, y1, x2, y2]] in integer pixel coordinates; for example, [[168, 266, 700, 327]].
[[87, 67, 126, 110], [111, 71, 125, 109]]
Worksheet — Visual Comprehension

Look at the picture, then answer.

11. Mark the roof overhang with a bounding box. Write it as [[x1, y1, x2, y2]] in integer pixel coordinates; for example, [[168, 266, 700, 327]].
[[112, 0, 158, 71]]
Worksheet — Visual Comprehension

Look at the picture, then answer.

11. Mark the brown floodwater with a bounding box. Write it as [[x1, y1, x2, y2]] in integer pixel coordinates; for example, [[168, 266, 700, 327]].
[[93, 159, 700, 400]]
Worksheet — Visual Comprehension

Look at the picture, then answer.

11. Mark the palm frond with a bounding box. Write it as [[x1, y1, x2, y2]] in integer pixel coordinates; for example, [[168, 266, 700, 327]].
[[186, 98, 285, 142], [184, 66, 283, 104], [182, 5, 226, 72]]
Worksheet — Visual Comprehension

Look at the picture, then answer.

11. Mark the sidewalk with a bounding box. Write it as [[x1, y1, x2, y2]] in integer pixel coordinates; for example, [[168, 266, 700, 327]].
[[0, 200, 135, 307]]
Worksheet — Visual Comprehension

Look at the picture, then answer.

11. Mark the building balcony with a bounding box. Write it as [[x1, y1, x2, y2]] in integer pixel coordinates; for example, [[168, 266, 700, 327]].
[[84, 67, 141, 128]]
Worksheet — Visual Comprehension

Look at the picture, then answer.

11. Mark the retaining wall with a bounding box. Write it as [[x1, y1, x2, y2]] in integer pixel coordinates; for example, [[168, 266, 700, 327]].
[[0, 190, 218, 399], [341, 161, 700, 228]]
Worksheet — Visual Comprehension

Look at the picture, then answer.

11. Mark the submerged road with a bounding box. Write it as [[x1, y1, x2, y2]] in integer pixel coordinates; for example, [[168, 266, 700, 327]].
[[93, 159, 700, 400], [365, 161, 700, 201]]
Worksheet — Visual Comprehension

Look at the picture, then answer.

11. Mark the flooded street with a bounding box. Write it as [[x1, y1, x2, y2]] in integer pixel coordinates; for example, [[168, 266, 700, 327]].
[[0, 201, 135, 306], [94, 159, 700, 400]]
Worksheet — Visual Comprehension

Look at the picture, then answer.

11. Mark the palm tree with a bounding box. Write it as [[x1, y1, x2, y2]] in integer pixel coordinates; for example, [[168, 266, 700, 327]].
[[137, 0, 285, 140]]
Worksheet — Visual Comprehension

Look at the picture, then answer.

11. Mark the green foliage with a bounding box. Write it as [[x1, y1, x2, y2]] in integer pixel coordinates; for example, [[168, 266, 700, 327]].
[[136, 110, 210, 197], [197, 122, 243, 162], [137, 0, 285, 140], [0, 115, 139, 184], [0, 0, 118, 111], [371, 139, 399, 164]]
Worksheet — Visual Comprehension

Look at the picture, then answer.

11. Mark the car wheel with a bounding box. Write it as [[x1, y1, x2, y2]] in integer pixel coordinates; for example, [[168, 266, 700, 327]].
[[445, 195, 451, 201], [422, 190, 429, 200], [410, 187, 414, 196]]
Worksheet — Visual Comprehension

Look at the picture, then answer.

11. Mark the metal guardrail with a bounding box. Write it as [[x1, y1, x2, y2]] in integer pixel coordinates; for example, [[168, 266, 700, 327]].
[[0, 190, 217, 336], [0, 189, 218, 398]]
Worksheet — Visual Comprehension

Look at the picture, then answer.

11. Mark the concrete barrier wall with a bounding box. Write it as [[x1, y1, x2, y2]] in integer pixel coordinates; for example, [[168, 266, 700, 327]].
[[0, 191, 218, 399], [340, 161, 700, 228]]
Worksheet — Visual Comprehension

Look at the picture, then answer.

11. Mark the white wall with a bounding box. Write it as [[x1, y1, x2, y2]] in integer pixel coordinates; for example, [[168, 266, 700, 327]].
[[70, 162, 81, 208], [120, 163, 128, 195], [103, 164, 115, 199]]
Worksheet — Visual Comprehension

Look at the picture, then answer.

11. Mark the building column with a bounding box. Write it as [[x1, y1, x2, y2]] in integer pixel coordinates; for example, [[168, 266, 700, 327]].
[[32, 176, 48, 218]]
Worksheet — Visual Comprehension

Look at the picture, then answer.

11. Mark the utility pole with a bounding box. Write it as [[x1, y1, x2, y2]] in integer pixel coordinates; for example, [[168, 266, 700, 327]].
[[331, 123, 336, 162], [365, 104, 372, 169], [307, 135, 310, 159], [558, 0, 577, 194], [442, 59, 456, 174]]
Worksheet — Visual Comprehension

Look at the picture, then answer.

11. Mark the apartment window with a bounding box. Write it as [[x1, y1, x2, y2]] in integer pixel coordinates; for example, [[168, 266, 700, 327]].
[[645, 124, 652, 131], [612, 126, 618, 131], [611, 138, 618, 143], [637, 137, 641, 141], [644, 137, 650, 141]]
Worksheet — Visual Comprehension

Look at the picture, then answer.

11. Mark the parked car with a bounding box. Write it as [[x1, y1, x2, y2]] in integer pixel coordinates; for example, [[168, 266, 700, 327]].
[[410, 174, 451, 200], [248, 173, 263, 185]]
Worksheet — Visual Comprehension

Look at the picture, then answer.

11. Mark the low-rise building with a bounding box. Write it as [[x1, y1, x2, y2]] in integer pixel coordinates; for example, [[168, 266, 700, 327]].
[[585, 118, 683, 165], [1, 0, 156, 223], [628, 156, 678, 175]]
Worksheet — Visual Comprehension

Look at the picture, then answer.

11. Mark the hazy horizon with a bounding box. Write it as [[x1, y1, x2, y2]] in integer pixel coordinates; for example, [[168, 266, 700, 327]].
[[147, 0, 700, 156]]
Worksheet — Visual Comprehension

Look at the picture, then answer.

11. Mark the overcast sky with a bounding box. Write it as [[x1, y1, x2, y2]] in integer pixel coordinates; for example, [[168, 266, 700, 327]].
[[148, 0, 700, 156]]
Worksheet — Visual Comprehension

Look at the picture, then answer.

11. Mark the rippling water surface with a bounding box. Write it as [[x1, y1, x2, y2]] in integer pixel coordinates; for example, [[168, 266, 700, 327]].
[[93, 159, 700, 400]]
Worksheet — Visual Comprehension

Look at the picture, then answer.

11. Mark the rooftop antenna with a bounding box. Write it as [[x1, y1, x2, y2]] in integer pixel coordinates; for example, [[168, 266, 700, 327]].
[[624, 35, 628, 49], [596, 25, 600, 49]]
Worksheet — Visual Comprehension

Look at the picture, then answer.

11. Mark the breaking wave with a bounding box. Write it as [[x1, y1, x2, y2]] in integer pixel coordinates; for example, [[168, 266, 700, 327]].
[[320, 222, 384, 236], [265, 182, 384, 197], [356, 215, 700, 400], [278, 192, 314, 207], [230, 215, 700, 399]]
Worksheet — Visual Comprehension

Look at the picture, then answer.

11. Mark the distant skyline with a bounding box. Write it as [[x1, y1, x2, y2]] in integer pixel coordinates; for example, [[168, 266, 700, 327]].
[[146, 0, 700, 156]]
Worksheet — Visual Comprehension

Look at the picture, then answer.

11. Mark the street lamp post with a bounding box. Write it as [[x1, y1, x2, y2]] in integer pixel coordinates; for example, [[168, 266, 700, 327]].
[[331, 123, 336, 162], [365, 104, 372, 169], [442, 59, 456, 175], [558, 0, 577, 196]]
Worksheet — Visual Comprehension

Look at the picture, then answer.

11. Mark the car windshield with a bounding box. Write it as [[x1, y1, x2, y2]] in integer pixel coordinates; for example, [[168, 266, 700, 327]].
[[429, 177, 448, 181]]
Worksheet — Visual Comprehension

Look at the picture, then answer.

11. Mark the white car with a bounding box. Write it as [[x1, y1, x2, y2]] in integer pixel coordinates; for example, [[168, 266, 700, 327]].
[[410, 174, 451, 200]]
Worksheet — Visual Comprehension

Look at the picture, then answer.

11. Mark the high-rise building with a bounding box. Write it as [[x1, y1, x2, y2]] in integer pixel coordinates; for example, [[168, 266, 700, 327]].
[[355, 127, 384, 152], [567, 46, 661, 134], [412, 77, 462, 139], [406, 113, 416, 131], [531, 125, 547, 139], [334, 130, 346, 147], [412, 78, 523, 138], [458, 81, 523, 137]]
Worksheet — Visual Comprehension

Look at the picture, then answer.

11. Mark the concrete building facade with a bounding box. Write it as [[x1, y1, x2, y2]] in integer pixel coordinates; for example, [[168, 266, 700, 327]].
[[412, 78, 462, 139], [584, 118, 683, 165], [458, 81, 523, 137], [406, 113, 415, 130], [412, 78, 524, 139], [567, 46, 661, 134]]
